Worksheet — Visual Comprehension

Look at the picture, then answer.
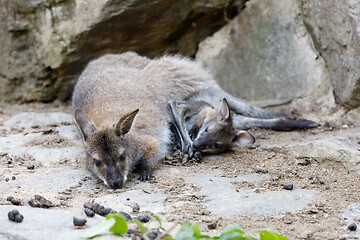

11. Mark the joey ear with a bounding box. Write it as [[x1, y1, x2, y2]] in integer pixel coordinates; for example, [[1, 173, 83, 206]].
[[232, 130, 255, 148], [218, 98, 231, 122], [116, 109, 139, 136], [74, 109, 96, 140]]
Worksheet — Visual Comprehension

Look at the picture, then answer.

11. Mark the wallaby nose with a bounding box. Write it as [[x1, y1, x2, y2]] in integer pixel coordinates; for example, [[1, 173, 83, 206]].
[[108, 178, 123, 189]]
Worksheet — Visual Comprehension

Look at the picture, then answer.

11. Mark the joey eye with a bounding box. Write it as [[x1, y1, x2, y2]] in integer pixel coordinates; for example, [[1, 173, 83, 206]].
[[214, 143, 221, 148], [205, 127, 209, 133], [93, 159, 102, 167], [119, 152, 126, 161]]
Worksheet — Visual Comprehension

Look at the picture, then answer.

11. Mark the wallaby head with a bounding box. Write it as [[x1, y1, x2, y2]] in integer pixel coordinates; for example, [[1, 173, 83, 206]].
[[193, 98, 255, 154], [74, 108, 139, 189]]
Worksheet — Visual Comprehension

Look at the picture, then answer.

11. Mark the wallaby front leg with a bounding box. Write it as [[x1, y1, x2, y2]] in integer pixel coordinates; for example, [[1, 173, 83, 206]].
[[168, 100, 194, 160]]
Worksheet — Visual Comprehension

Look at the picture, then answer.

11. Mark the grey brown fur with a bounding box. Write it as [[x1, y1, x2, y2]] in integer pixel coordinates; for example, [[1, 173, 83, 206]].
[[72, 52, 318, 189]]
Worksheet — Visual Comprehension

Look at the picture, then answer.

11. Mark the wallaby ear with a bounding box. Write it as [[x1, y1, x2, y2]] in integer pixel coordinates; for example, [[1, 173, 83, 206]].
[[116, 109, 139, 136], [232, 130, 255, 148], [74, 109, 96, 141], [218, 98, 231, 122]]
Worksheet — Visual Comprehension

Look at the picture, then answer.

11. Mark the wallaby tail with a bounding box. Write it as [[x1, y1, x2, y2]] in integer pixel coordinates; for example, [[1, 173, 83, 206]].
[[251, 98, 292, 108]]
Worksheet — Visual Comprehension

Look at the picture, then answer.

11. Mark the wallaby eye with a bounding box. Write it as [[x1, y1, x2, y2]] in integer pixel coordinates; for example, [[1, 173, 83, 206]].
[[214, 143, 221, 148], [205, 127, 209, 133], [93, 159, 102, 167], [119, 152, 126, 161]]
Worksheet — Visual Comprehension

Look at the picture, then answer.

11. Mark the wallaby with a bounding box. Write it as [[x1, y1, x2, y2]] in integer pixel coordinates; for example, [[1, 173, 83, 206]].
[[169, 98, 255, 160], [72, 51, 318, 188]]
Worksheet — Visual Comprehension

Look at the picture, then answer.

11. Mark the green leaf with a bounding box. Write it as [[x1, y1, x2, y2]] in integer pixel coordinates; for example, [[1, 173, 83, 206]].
[[81, 218, 115, 239], [243, 236, 257, 240], [260, 231, 290, 240], [108, 215, 128, 235], [219, 231, 247, 240], [152, 214, 162, 226], [175, 221, 197, 240], [163, 237, 176, 240], [221, 225, 244, 235], [219, 224, 247, 240], [192, 223, 201, 238], [133, 219, 147, 234]]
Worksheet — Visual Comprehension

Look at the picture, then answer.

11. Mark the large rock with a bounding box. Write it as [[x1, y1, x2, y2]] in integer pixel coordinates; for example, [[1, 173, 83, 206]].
[[0, 0, 244, 102], [299, 0, 360, 108], [196, 0, 333, 103], [262, 128, 360, 175]]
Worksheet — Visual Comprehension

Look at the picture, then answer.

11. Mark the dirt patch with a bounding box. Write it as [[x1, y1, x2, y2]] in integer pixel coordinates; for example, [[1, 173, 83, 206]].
[[0, 102, 359, 240]]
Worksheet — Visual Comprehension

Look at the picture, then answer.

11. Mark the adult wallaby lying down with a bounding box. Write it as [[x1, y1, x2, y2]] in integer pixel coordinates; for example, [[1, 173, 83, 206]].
[[72, 52, 318, 189]]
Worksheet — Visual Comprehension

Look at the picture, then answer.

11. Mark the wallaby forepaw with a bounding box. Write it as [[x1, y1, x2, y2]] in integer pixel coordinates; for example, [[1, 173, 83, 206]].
[[138, 172, 154, 182], [193, 151, 202, 162], [182, 143, 194, 158], [181, 153, 190, 165]]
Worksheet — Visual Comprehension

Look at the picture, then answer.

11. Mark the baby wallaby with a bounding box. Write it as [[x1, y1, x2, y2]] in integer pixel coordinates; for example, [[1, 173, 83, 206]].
[[169, 98, 255, 159], [73, 52, 318, 188]]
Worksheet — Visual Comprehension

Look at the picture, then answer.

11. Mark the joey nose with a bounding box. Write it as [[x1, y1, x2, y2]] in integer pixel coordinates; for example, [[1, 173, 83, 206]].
[[193, 138, 205, 150]]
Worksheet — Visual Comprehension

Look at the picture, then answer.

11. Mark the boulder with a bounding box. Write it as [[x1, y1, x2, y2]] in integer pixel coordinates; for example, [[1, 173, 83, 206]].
[[196, 0, 333, 103], [299, 0, 360, 108], [0, 0, 244, 102]]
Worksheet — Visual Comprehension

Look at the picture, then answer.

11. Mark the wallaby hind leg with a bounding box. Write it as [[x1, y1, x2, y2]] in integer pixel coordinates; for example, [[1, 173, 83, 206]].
[[201, 85, 292, 119], [232, 114, 320, 131]]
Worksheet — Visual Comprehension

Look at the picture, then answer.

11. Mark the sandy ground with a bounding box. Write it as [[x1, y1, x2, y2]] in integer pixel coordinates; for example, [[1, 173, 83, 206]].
[[0, 102, 359, 240]]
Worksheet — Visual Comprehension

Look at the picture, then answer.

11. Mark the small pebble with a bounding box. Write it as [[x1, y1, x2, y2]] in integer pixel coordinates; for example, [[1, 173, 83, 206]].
[[283, 184, 293, 190], [11, 198, 22, 206], [283, 217, 293, 224], [84, 208, 95, 217], [348, 223, 357, 231], [323, 121, 330, 128], [93, 204, 104, 214], [14, 214, 24, 223], [12, 176, 16, 180], [290, 109, 298, 115], [298, 159, 311, 166], [99, 208, 113, 216], [309, 174, 318, 180], [148, 231, 159, 239], [128, 229, 135, 234], [126, 198, 130, 201], [121, 211, 132, 220], [27, 164, 35, 170], [5, 178, 9, 182], [137, 215, 150, 223], [164, 155, 174, 161], [7, 210, 19, 220], [92, 203, 100, 211], [7, 196, 14, 202], [207, 221, 217, 229], [28, 195, 53, 208], [132, 205, 140, 213], [83, 202, 93, 209], [73, 217, 87, 226], [8, 210, 23, 223]]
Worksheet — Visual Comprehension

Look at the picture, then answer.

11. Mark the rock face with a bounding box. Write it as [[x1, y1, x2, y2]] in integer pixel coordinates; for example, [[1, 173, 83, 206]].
[[299, 0, 360, 108], [196, 0, 332, 103], [0, 0, 243, 102]]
